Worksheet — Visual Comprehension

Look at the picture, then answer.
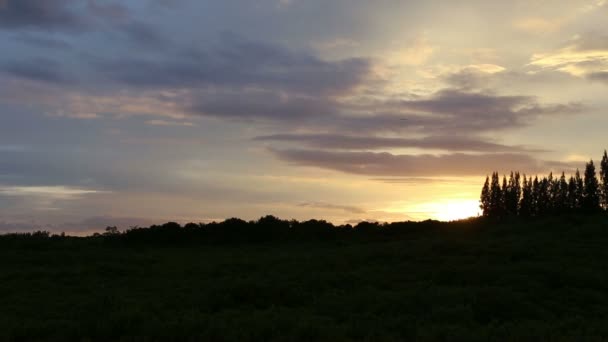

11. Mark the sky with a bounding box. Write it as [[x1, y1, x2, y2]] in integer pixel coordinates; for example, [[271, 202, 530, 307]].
[[1, 0, 608, 234]]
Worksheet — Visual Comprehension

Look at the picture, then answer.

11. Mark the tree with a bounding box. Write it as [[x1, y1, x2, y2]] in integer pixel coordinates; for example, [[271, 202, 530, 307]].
[[505, 172, 521, 216], [531, 176, 540, 216], [554, 172, 569, 212], [104, 226, 120, 236], [575, 169, 584, 210], [582, 160, 601, 212], [501, 175, 508, 215], [567, 176, 577, 211], [601, 150, 608, 210], [489, 172, 503, 217], [519, 175, 533, 217], [480, 176, 491, 217]]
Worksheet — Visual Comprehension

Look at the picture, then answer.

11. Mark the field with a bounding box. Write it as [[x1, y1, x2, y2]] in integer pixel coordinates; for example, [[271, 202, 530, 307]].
[[2, 216, 608, 341]]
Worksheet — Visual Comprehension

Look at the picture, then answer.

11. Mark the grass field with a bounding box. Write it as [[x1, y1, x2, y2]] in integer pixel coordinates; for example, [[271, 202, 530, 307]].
[[2, 215, 608, 341]]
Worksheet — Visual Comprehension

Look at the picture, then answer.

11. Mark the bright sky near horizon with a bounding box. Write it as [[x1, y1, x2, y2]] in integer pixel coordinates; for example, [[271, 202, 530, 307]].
[[1, 0, 607, 233]]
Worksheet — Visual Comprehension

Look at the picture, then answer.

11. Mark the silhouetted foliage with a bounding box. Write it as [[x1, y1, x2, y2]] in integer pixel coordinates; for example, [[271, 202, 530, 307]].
[[601, 150, 608, 210], [480, 151, 607, 219], [583, 160, 601, 212]]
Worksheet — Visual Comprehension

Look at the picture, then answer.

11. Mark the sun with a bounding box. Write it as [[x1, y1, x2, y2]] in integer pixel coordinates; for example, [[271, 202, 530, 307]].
[[407, 199, 481, 222], [432, 199, 481, 221]]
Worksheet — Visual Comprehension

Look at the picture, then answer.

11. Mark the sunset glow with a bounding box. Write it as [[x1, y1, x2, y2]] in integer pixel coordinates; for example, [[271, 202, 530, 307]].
[[1, 0, 608, 233]]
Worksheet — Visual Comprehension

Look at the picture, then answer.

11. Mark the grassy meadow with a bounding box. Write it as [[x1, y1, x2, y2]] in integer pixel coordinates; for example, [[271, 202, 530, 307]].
[[2, 215, 608, 341]]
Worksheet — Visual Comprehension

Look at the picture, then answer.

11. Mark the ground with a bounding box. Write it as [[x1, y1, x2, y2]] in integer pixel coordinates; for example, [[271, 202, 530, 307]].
[[2, 216, 608, 341]]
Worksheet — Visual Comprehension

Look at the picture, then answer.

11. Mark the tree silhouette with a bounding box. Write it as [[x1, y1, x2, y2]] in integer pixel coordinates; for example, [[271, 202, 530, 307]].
[[555, 172, 569, 212], [480, 176, 491, 217], [575, 169, 584, 210], [601, 150, 608, 210], [567, 176, 577, 211], [519, 175, 533, 217], [531, 176, 540, 217], [489, 172, 503, 217], [582, 160, 601, 212], [478, 152, 608, 219]]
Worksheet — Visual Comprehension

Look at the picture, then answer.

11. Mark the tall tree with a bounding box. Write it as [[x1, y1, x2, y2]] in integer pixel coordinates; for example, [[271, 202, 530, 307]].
[[555, 172, 569, 212], [480, 176, 491, 217], [537, 177, 550, 215], [547, 172, 555, 213], [505, 172, 521, 216], [531, 176, 540, 216], [567, 176, 578, 211], [520, 175, 533, 217], [490, 172, 503, 217], [501, 175, 508, 216], [575, 169, 584, 211], [583, 160, 601, 212], [601, 150, 608, 211], [514, 172, 522, 215]]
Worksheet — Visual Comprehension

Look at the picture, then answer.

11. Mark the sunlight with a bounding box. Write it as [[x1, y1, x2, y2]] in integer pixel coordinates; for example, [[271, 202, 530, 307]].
[[411, 199, 481, 222]]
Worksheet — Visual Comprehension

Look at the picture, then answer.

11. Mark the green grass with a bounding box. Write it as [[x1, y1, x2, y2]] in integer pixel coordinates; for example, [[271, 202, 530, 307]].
[[2, 216, 608, 341]]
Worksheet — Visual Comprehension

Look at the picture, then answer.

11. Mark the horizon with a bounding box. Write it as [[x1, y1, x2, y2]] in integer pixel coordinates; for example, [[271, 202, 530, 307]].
[[2, 0, 608, 234]]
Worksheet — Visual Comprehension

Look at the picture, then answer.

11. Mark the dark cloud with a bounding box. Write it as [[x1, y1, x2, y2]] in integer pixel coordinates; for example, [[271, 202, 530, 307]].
[[12, 34, 72, 49], [192, 91, 337, 121], [271, 149, 575, 177], [0, 58, 73, 84], [119, 21, 169, 47], [333, 89, 584, 134], [0, 0, 85, 31], [255, 133, 547, 152], [94, 34, 372, 96], [588, 71, 608, 83]]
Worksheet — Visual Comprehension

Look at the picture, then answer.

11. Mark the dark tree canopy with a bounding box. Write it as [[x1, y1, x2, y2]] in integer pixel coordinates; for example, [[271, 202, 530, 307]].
[[479, 151, 607, 218]]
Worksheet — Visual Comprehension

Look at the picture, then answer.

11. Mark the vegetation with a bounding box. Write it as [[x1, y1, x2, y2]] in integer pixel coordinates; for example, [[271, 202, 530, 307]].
[[480, 150, 608, 218], [3, 213, 608, 340]]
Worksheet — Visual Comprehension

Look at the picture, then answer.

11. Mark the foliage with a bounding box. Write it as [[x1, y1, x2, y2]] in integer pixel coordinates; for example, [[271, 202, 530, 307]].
[[2, 215, 608, 340], [480, 151, 608, 218]]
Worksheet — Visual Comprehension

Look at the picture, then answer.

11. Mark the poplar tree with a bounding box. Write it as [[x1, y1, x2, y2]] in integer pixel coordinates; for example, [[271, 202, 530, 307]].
[[575, 169, 584, 210], [567, 176, 578, 211], [501, 175, 508, 216], [519, 175, 533, 217], [555, 172, 569, 212], [601, 150, 608, 210], [583, 160, 601, 212], [538, 177, 550, 215], [490, 172, 503, 217], [531, 176, 540, 216], [480, 176, 491, 217]]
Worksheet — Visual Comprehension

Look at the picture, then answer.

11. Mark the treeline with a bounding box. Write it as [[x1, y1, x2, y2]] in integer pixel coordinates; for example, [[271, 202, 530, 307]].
[[0, 216, 472, 245], [480, 150, 608, 218]]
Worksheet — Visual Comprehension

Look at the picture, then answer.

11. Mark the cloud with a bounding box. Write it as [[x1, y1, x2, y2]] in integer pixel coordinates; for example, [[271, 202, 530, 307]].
[[370, 177, 472, 184], [271, 149, 574, 177], [529, 33, 608, 80], [145, 119, 195, 127], [325, 89, 584, 135], [94, 33, 372, 96], [190, 90, 338, 121], [513, 17, 564, 34], [0, 0, 84, 31], [12, 34, 72, 49], [0, 58, 74, 84], [0, 185, 104, 199], [297, 201, 366, 214], [387, 35, 437, 66], [588, 71, 608, 83], [255, 133, 546, 153]]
